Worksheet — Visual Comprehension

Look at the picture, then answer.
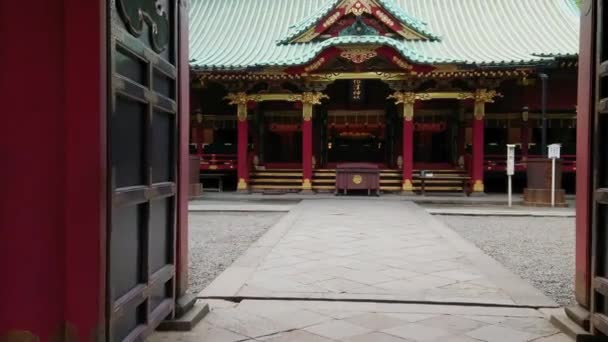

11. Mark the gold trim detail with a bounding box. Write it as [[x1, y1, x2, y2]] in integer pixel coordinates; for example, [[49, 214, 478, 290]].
[[387, 92, 417, 121], [301, 92, 328, 121], [374, 9, 394, 26], [459, 89, 501, 120], [302, 178, 313, 190], [352, 175, 363, 185], [402, 179, 413, 191], [345, 0, 372, 16], [304, 57, 326, 73], [237, 178, 248, 190], [197, 69, 532, 81], [391, 56, 413, 70], [323, 11, 342, 28], [301, 92, 329, 105], [340, 48, 378, 64], [226, 92, 249, 122], [473, 180, 484, 192]]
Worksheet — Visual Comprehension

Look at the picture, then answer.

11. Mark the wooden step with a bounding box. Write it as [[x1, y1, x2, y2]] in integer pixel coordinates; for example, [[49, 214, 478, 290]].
[[250, 185, 302, 190], [251, 172, 302, 177], [380, 186, 402, 191], [412, 180, 468, 184], [250, 179, 302, 184], [312, 179, 336, 184], [312, 185, 335, 190], [380, 180, 402, 184]]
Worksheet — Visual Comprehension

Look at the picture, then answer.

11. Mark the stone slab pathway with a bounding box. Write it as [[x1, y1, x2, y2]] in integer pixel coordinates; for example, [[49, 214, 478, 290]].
[[150, 300, 570, 342], [200, 200, 555, 307], [150, 200, 569, 341]]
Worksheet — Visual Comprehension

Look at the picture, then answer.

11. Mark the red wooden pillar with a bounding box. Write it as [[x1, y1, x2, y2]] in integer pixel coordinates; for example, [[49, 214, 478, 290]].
[[388, 92, 416, 193], [402, 101, 415, 193], [301, 92, 327, 191], [233, 94, 249, 191], [573, 0, 594, 311], [472, 95, 487, 193], [227, 93, 250, 190], [176, 0, 192, 310], [302, 107, 313, 191]]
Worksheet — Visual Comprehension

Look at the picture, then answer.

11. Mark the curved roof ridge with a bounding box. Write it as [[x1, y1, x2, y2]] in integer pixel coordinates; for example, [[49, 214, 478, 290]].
[[189, 0, 580, 70], [277, 0, 438, 44]]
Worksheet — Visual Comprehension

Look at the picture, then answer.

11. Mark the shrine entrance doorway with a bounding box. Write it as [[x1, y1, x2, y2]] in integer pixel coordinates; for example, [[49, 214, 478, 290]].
[[413, 112, 459, 166]]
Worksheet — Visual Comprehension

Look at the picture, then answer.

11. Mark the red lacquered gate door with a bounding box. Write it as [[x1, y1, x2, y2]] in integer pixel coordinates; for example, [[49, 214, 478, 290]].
[[590, 0, 608, 336], [107, 1, 180, 340]]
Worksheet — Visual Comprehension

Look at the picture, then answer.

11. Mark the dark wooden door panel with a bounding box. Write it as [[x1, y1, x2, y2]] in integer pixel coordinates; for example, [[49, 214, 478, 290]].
[[591, 0, 608, 336], [108, 0, 179, 340]]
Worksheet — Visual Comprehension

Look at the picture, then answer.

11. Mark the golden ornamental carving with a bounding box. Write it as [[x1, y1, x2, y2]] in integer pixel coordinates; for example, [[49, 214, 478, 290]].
[[352, 175, 363, 185], [473, 180, 484, 192], [387, 92, 418, 105], [302, 178, 313, 190], [340, 48, 378, 64], [392, 56, 413, 70], [237, 178, 248, 191], [473, 89, 500, 103], [388, 92, 418, 121], [344, 0, 372, 16], [402, 179, 414, 192], [226, 92, 250, 122], [458, 89, 501, 120], [226, 92, 249, 105], [301, 92, 329, 105], [322, 12, 342, 28], [375, 10, 395, 27], [304, 57, 326, 73], [301, 92, 328, 122]]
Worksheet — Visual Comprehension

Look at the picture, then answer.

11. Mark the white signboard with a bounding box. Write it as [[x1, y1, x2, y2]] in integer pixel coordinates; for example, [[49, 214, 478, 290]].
[[506, 144, 516, 176], [548, 144, 561, 207], [548, 144, 561, 159]]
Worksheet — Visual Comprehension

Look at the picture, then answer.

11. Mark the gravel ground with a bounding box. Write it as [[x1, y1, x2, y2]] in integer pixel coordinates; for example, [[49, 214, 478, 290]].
[[436, 215, 575, 306], [188, 212, 284, 295]]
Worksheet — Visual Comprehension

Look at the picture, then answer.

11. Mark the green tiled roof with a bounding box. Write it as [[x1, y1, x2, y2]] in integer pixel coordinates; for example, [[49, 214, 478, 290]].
[[278, 0, 439, 44], [190, 0, 579, 71]]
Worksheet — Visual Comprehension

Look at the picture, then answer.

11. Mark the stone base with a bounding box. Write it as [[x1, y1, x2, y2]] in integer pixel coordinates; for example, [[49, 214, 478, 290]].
[[565, 305, 591, 331], [469, 191, 486, 197], [157, 294, 209, 331], [523, 188, 567, 207], [189, 183, 203, 199], [549, 307, 591, 340]]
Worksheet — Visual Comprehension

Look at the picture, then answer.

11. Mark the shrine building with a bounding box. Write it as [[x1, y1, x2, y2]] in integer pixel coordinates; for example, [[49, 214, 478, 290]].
[[188, 0, 579, 194]]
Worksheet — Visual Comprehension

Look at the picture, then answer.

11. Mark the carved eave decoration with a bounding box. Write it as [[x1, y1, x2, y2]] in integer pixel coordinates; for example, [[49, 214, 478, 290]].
[[194, 66, 533, 83], [287, 0, 436, 44]]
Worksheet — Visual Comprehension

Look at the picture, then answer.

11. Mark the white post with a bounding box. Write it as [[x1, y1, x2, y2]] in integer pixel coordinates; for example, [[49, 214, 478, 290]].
[[551, 157, 556, 207], [548, 144, 561, 208], [506, 144, 515, 208]]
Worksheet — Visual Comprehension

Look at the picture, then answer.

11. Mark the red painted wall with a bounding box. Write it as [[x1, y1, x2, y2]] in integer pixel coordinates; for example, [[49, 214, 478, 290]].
[[0, 1, 106, 340]]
